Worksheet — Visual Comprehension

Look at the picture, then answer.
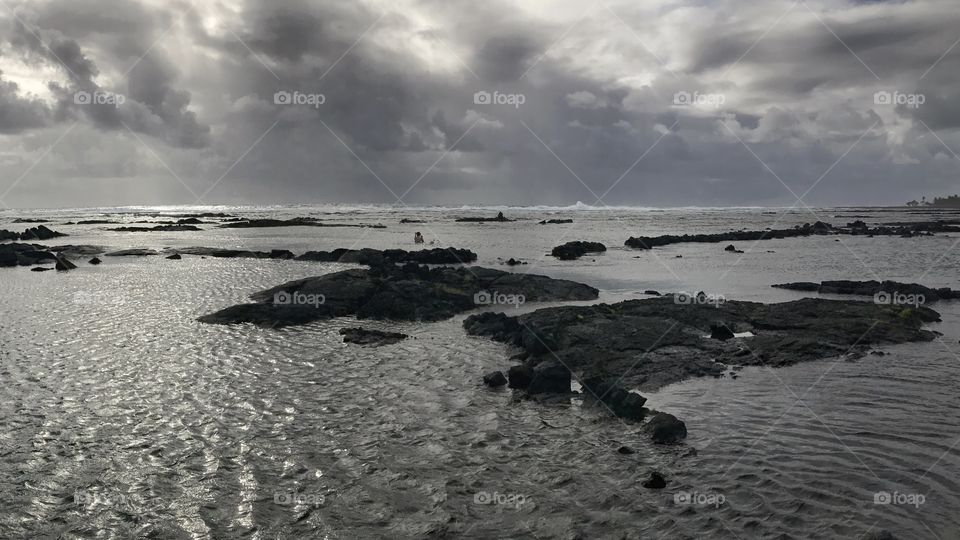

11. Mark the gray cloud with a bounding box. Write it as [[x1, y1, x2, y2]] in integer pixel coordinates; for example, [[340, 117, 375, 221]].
[[0, 0, 958, 207]]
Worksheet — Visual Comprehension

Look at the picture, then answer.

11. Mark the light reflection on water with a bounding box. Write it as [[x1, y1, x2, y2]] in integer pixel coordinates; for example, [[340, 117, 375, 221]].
[[0, 206, 958, 539]]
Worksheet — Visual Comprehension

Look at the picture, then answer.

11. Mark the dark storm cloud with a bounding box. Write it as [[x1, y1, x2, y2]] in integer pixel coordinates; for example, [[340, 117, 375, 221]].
[[0, 0, 958, 207]]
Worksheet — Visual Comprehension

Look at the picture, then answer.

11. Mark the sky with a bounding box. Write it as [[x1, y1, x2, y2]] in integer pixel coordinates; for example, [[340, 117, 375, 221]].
[[0, 0, 958, 208]]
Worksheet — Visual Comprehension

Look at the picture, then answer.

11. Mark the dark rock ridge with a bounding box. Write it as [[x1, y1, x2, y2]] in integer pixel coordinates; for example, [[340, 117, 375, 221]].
[[107, 225, 201, 232], [219, 218, 385, 229], [198, 264, 599, 328], [625, 220, 960, 250], [539, 219, 573, 224], [105, 249, 160, 256], [12, 218, 50, 223], [172, 247, 295, 259], [339, 327, 408, 346], [296, 247, 477, 266], [463, 296, 940, 391], [0, 225, 68, 242], [0, 243, 58, 267], [551, 241, 607, 260], [455, 212, 513, 223], [772, 280, 960, 302]]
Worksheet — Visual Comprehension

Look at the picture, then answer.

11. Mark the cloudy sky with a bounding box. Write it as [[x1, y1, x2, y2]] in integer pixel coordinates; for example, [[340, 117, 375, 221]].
[[0, 0, 958, 208]]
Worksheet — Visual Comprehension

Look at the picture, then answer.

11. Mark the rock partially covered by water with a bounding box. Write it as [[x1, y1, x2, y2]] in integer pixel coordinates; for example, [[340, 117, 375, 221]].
[[0, 243, 58, 267], [644, 413, 687, 444], [17, 225, 67, 241], [482, 371, 508, 387], [220, 217, 385, 229], [171, 247, 296, 259], [198, 264, 599, 328], [464, 296, 940, 390], [551, 241, 606, 261], [455, 212, 512, 223], [773, 279, 960, 302], [296, 247, 477, 266], [339, 327, 408, 346], [527, 360, 572, 394], [641, 471, 667, 488], [581, 377, 648, 420]]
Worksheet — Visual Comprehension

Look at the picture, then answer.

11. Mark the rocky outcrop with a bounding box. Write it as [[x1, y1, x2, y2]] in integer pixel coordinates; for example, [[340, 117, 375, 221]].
[[0, 243, 58, 267], [1, 225, 68, 242], [455, 212, 513, 223], [171, 247, 295, 259], [482, 371, 508, 387], [773, 280, 960, 302], [219, 218, 385, 229], [551, 241, 606, 260], [644, 413, 688, 444], [539, 219, 573, 224], [296, 247, 477, 265], [339, 327, 408, 346], [625, 220, 960, 250], [198, 264, 599, 328], [107, 225, 201, 232], [464, 296, 940, 391]]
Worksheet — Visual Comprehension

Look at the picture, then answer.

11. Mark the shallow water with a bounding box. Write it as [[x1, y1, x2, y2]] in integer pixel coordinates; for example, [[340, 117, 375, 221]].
[[1, 205, 958, 539]]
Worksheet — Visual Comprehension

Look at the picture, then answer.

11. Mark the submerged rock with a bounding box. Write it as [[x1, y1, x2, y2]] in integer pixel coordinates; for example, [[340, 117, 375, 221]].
[[198, 264, 599, 328], [88, 257, 102, 265], [644, 413, 688, 444], [539, 219, 574, 224], [641, 471, 667, 489], [482, 371, 508, 387], [551, 241, 606, 261], [166, 253, 182, 260], [339, 327, 408, 346]]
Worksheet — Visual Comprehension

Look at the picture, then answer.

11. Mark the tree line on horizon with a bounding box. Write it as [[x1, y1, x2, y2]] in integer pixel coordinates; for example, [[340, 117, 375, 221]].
[[905, 195, 960, 207]]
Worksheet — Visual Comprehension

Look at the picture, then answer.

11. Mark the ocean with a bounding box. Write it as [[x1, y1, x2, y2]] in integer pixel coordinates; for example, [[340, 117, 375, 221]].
[[1, 204, 958, 539]]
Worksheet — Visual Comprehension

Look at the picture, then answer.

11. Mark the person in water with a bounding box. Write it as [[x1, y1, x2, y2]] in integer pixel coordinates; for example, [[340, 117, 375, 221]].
[[414, 232, 424, 244]]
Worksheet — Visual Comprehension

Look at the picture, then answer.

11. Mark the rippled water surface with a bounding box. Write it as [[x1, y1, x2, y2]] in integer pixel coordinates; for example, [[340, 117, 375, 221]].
[[1, 205, 959, 539]]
